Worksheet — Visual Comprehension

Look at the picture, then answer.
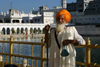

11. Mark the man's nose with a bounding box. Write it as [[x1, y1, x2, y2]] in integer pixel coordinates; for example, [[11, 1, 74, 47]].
[[59, 19, 62, 22]]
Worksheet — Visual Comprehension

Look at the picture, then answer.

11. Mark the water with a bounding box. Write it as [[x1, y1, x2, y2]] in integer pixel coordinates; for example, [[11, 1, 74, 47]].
[[76, 36, 100, 64], [0, 36, 100, 66], [0, 37, 43, 66]]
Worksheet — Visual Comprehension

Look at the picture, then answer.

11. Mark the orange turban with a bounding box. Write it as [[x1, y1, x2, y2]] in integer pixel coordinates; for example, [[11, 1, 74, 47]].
[[56, 9, 71, 23]]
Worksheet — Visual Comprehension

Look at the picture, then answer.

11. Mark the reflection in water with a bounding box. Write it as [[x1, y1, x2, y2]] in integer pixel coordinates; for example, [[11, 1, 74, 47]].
[[77, 36, 100, 64], [0, 37, 42, 66], [0, 36, 100, 66]]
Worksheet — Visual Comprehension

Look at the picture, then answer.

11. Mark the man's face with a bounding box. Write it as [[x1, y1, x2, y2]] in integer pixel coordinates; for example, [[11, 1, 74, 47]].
[[56, 15, 66, 32], [56, 15, 66, 24]]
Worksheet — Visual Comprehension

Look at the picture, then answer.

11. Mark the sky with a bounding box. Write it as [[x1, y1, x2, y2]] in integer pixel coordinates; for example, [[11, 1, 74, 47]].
[[0, 0, 76, 14]]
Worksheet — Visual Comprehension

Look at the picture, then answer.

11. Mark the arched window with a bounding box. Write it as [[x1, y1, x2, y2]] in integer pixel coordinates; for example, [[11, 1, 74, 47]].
[[17, 28, 20, 34], [11, 28, 15, 34], [16, 20, 19, 23], [25, 28, 28, 31], [21, 28, 24, 34], [22, 20, 24, 23], [30, 20, 33, 23], [13, 20, 16, 23], [7, 28, 10, 34], [0, 20, 3, 23], [2, 28, 5, 34], [30, 28, 33, 34]]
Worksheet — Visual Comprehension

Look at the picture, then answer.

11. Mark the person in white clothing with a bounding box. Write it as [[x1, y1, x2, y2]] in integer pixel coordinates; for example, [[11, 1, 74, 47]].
[[45, 9, 85, 67]]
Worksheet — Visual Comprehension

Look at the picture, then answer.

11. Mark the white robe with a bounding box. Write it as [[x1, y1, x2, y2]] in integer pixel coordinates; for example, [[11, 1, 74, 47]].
[[46, 26, 85, 67]]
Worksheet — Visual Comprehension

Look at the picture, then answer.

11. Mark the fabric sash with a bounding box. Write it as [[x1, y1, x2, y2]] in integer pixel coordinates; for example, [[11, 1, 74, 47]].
[[55, 30, 60, 49]]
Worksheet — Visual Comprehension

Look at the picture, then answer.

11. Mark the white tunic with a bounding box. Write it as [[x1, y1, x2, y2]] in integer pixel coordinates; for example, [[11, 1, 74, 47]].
[[46, 26, 85, 67]]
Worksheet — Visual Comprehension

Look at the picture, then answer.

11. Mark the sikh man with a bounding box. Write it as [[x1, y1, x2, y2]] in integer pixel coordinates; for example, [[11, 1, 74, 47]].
[[45, 9, 85, 67]]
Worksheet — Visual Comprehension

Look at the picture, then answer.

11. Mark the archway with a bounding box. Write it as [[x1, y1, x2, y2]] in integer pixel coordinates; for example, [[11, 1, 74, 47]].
[[30, 28, 33, 34], [17, 28, 20, 34], [7, 28, 10, 35], [2, 28, 5, 34], [25, 28, 28, 35], [33, 28, 37, 34], [42, 28, 45, 34], [11, 28, 15, 34], [21, 28, 24, 34], [38, 28, 41, 34], [25, 28, 28, 31]]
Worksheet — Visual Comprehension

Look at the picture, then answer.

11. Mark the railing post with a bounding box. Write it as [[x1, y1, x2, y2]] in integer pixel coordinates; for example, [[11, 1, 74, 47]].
[[86, 38, 91, 67], [23, 59, 27, 67], [31, 44, 33, 67], [0, 56, 2, 67], [0, 55, 3, 61], [2, 43, 4, 67], [41, 37, 45, 67], [9, 36, 13, 64]]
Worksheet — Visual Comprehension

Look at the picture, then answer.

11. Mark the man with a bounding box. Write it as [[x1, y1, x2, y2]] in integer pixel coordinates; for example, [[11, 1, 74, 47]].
[[45, 9, 85, 67]]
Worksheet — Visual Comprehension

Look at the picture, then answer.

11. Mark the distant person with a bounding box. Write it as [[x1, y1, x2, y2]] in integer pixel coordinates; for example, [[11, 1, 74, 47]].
[[45, 9, 85, 67]]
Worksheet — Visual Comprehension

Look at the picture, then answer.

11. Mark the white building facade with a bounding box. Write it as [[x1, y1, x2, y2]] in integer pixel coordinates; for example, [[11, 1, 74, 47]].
[[0, 0, 100, 34], [0, 9, 54, 35]]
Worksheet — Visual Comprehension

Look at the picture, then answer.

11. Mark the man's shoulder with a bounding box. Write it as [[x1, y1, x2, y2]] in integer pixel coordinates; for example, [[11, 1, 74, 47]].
[[50, 28, 55, 32], [51, 28, 55, 31], [65, 26, 75, 29]]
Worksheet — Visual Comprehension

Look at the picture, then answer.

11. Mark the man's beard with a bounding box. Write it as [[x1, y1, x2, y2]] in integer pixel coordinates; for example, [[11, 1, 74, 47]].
[[56, 22, 65, 33]]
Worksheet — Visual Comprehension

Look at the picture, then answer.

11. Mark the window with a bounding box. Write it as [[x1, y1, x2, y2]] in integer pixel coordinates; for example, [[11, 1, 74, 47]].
[[26, 20, 29, 23], [22, 20, 24, 23], [41, 19, 42, 22], [16, 20, 19, 23], [96, 5, 98, 7], [35, 19, 37, 22], [38, 19, 40, 22], [70, 19, 73, 23], [93, 5, 95, 7], [13, 20, 16, 23], [6, 20, 10, 23], [79, 5, 83, 7], [30, 20, 33, 23], [0, 20, 3, 23], [78, 9, 83, 12], [13, 20, 19, 23]]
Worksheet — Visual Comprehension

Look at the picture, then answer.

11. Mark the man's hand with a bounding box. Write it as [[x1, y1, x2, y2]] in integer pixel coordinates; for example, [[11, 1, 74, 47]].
[[62, 40, 79, 45], [62, 40, 72, 45], [45, 25, 50, 43], [45, 25, 50, 31]]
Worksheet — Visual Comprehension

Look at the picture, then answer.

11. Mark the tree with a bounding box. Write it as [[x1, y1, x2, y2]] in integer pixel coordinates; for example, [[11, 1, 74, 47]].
[[17, 29, 19, 34], [38, 28, 41, 34]]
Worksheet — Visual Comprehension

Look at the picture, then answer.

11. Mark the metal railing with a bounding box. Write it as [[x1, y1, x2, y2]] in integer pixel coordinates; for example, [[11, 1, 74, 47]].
[[75, 38, 100, 67], [0, 36, 100, 67], [0, 36, 46, 67]]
